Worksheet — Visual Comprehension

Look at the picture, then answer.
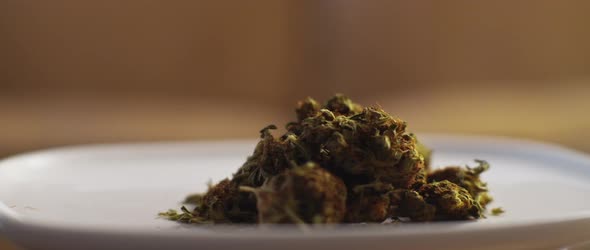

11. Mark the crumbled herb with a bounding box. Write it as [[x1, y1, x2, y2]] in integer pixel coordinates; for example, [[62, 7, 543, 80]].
[[158, 206, 209, 224], [428, 160, 493, 208], [242, 162, 347, 224], [161, 94, 494, 224], [491, 207, 505, 216]]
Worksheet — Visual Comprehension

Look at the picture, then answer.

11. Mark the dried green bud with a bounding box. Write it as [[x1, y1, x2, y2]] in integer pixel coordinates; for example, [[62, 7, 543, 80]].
[[428, 160, 491, 206], [345, 194, 391, 223], [296, 97, 321, 121], [233, 125, 309, 187], [345, 181, 395, 223], [346, 181, 402, 223], [390, 189, 436, 222], [163, 94, 493, 225], [295, 106, 426, 189], [419, 180, 483, 220], [247, 162, 347, 224], [324, 93, 363, 116], [192, 179, 258, 223]]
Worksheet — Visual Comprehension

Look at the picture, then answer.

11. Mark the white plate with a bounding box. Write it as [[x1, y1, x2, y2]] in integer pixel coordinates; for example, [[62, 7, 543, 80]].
[[1, 134, 590, 250]]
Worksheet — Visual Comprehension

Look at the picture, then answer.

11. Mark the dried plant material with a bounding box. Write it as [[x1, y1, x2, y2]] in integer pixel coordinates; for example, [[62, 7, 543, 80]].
[[243, 162, 347, 224], [491, 207, 505, 216], [160, 94, 494, 224], [428, 160, 492, 207]]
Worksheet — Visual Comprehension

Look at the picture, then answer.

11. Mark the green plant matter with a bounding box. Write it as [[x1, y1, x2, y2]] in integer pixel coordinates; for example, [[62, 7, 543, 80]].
[[242, 162, 347, 224], [161, 94, 495, 224], [491, 207, 505, 216], [428, 160, 492, 207]]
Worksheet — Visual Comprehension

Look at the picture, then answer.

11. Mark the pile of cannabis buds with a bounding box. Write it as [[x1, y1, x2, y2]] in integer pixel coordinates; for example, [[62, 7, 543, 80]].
[[161, 94, 493, 224]]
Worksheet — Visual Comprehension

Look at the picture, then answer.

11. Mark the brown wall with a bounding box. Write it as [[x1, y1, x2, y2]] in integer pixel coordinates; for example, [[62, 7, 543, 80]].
[[0, 1, 301, 101]]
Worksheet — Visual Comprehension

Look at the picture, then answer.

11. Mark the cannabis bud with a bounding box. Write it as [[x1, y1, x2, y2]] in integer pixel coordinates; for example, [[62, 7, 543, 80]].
[[161, 94, 495, 224], [243, 162, 347, 224]]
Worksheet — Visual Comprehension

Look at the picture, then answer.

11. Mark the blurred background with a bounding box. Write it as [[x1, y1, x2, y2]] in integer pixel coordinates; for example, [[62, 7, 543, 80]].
[[2, 0, 590, 156], [1, 0, 590, 248]]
